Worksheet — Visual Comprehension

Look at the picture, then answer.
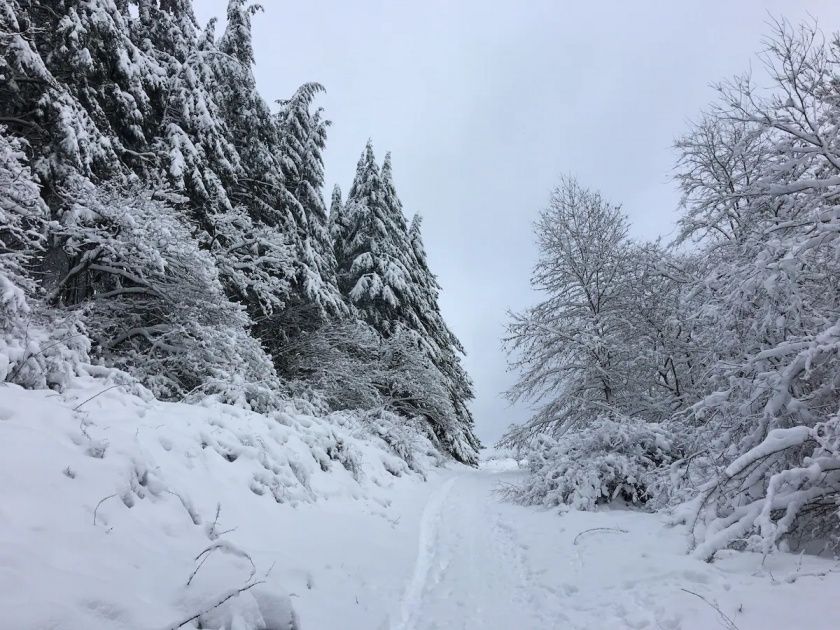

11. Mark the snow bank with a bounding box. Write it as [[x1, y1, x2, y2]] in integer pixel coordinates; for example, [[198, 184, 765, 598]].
[[0, 379, 443, 629]]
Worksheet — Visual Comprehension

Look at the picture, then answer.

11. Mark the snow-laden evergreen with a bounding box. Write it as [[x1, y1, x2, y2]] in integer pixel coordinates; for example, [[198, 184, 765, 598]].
[[0, 0, 473, 461], [332, 143, 479, 462]]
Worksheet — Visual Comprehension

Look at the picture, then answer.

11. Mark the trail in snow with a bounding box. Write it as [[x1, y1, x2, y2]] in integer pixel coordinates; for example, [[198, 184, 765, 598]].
[[393, 470, 569, 630], [389, 467, 840, 630], [393, 477, 457, 630]]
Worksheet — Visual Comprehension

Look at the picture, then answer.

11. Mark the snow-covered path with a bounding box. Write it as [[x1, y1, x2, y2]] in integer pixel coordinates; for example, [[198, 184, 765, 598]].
[[386, 466, 840, 630], [394, 470, 569, 630]]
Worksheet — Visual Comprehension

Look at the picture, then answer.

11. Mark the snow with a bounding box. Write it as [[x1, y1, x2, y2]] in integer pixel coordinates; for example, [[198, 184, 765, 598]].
[[1, 383, 839, 629], [0, 380, 437, 629], [389, 469, 840, 630]]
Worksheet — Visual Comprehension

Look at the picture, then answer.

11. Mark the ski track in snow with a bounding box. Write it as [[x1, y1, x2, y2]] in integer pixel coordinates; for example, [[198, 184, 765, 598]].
[[392, 471, 571, 630], [392, 476, 458, 630]]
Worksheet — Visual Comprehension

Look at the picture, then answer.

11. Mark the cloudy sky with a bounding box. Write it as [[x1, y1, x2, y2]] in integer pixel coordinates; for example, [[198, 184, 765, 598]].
[[194, 0, 840, 444]]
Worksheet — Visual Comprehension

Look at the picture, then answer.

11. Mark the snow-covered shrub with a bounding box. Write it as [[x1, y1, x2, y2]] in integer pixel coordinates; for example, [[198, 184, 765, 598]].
[[359, 408, 437, 473], [676, 411, 840, 561], [509, 417, 678, 511], [283, 319, 477, 463], [51, 182, 280, 406], [677, 408, 840, 561], [0, 275, 91, 389], [0, 128, 91, 388], [282, 320, 385, 411]]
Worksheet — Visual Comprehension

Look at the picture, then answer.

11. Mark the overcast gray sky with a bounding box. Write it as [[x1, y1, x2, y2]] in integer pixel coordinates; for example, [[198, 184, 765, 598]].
[[194, 0, 840, 444]]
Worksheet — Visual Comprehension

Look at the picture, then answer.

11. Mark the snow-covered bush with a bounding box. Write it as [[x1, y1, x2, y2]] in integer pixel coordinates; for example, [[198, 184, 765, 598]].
[[282, 320, 386, 411], [358, 408, 443, 473], [0, 128, 91, 388], [51, 182, 280, 406], [283, 319, 477, 463], [0, 275, 91, 389], [508, 417, 678, 511], [677, 411, 840, 561]]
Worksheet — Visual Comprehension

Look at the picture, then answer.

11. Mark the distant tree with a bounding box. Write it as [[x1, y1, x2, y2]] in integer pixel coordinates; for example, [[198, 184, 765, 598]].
[[504, 177, 637, 443]]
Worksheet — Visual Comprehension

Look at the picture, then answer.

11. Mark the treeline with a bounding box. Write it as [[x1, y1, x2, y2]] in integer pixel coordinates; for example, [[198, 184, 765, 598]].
[[0, 0, 478, 463], [505, 20, 840, 559]]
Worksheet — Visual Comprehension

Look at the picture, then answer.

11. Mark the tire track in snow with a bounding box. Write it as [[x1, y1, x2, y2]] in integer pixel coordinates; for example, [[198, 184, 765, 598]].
[[391, 475, 458, 630]]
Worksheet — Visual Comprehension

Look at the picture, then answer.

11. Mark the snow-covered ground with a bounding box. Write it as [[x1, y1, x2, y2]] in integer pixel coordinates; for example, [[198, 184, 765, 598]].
[[1, 384, 839, 629], [397, 466, 840, 630]]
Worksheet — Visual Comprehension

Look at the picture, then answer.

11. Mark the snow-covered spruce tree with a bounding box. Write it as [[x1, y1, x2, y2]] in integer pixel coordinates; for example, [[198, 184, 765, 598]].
[[193, 2, 344, 361], [671, 20, 840, 559], [333, 143, 415, 332], [155, 0, 300, 325], [331, 143, 479, 462], [275, 82, 342, 312], [502, 177, 687, 507], [0, 0, 157, 184]]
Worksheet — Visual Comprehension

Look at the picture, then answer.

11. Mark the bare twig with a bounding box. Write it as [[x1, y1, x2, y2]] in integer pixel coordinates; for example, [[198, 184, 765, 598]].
[[73, 385, 122, 411], [162, 580, 265, 630], [207, 503, 222, 540], [681, 588, 741, 630], [163, 490, 201, 525], [185, 550, 214, 587], [186, 541, 256, 587], [573, 527, 629, 545], [93, 493, 119, 525]]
